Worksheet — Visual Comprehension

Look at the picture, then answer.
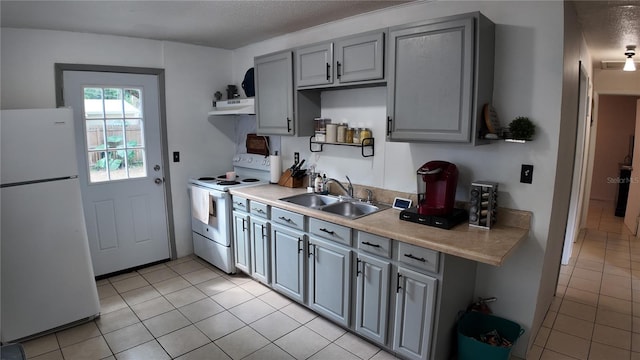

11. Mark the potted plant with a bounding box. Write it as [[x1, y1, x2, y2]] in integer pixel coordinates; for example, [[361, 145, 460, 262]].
[[507, 116, 535, 141]]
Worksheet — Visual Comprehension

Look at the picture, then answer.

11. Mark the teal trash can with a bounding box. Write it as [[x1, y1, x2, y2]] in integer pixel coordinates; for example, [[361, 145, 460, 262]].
[[1, 344, 25, 360], [457, 311, 524, 360]]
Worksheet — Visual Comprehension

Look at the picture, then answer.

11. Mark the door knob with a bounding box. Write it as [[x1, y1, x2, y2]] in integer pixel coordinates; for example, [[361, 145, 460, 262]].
[[154, 165, 161, 171], [154, 178, 163, 184]]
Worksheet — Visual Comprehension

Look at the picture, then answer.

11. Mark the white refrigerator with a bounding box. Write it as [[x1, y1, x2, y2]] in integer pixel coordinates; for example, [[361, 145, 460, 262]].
[[1, 108, 100, 342]]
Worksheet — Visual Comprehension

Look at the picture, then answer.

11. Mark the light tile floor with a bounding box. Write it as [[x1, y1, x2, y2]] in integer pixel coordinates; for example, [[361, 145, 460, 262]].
[[20, 200, 639, 360], [21, 256, 400, 360], [528, 200, 640, 360]]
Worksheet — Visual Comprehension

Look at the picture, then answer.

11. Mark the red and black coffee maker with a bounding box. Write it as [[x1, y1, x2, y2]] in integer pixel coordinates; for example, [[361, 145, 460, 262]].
[[400, 160, 466, 229], [416, 161, 458, 216]]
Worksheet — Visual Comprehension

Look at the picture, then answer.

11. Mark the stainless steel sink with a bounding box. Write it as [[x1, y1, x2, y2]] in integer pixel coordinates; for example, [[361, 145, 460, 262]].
[[280, 193, 389, 219], [320, 201, 387, 219], [280, 193, 341, 209]]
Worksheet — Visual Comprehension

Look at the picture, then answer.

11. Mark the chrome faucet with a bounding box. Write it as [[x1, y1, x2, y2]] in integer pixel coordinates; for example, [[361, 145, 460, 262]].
[[324, 176, 353, 198]]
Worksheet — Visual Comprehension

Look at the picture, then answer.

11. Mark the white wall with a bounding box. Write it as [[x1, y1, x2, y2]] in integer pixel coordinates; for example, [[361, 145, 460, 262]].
[[0, 28, 236, 258], [231, 1, 566, 357]]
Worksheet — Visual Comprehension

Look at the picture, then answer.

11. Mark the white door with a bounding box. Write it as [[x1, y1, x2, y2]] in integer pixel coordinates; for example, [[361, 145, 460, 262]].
[[63, 71, 170, 276], [624, 99, 640, 235]]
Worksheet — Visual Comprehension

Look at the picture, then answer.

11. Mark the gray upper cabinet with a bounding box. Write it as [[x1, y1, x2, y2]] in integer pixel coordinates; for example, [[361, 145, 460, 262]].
[[296, 43, 334, 87], [335, 32, 384, 84], [387, 12, 495, 144], [255, 51, 295, 135], [296, 31, 385, 89]]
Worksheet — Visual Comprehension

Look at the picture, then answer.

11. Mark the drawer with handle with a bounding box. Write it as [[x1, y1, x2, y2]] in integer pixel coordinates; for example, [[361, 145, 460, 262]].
[[309, 217, 351, 246], [272, 207, 305, 231], [232, 196, 249, 211], [250, 201, 269, 219], [397, 242, 439, 273], [356, 231, 391, 258]]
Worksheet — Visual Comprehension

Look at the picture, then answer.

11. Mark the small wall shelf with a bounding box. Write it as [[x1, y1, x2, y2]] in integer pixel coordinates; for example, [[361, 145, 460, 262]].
[[309, 136, 375, 157]]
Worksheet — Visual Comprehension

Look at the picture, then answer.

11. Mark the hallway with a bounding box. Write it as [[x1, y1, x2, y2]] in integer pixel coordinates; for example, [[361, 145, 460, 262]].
[[529, 200, 639, 359]]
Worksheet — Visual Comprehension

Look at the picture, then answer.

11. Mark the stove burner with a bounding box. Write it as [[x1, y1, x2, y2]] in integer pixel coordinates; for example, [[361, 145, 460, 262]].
[[242, 178, 260, 183], [198, 177, 217, 181], [217, 180, 240, 186]]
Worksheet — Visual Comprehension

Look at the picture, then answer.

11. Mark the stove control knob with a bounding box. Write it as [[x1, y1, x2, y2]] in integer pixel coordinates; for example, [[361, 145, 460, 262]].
[[246, 158, 252, 163], [233, 156, 240, 162]]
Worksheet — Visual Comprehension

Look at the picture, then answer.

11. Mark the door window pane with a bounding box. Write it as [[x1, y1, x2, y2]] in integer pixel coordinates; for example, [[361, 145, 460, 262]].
[[83, 86, 147, 183], [127, 149, 146, 179], [88, 151, 108, 183], [86, 120, 105, 151], [84, 88, 104, 119], [106, 120, 125, 149]]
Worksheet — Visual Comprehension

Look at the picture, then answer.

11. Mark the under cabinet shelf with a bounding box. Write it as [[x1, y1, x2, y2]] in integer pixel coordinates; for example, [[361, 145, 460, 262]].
[[309, 136, 374, 157]]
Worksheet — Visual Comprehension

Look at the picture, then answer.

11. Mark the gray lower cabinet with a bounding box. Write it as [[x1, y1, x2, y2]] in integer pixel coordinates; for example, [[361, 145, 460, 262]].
[[232, 210, 251, 274], [270, 223, 306, 303], [355, 252, 390, 345], [393, 266, 437, 360], [250, 217, 270, 285], [255, 50, 295, 135], [387, 12, 494, 144], [307, 236, 352, 327]]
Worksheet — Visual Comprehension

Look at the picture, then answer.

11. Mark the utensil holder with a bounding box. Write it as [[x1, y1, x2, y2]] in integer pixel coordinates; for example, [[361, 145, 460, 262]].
[[469, 181, 498, 229], [278, 169, 305, 188]]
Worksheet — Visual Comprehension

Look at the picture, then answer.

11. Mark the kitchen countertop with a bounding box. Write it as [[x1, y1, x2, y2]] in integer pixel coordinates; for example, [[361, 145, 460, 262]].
[[230, 184, 531, 266]]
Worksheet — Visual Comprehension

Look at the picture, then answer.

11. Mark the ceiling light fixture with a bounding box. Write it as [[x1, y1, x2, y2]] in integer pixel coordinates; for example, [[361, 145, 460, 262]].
[[623, 45, 636, 71]]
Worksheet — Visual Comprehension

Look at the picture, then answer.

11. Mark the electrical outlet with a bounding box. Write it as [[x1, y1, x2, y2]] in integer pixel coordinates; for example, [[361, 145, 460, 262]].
[[294, 152, 299, 164], [173, 151, 180, 162], [521, 164, 533, 184]]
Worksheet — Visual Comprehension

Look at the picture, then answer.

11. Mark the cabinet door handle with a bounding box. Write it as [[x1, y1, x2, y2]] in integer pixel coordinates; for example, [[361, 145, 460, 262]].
[[234, 201, 245, 207], [286, 117, 292, 133], [396, 273, 402, 293], [297, 238, 303, 254], [278, 216, 292, 223], [361, 241, 380, 248], [261, 225, 266, 239], [356, 258, 362, 276], [336, 61, 342, 79], [252, 208, 265, 214], [404, 253, 426, 262], [308, 243, 315, 258], [242, 218, 247, 232], [386, 116, 392, 136], [319, 228, 335, 236], [326, 63, 331, 81]]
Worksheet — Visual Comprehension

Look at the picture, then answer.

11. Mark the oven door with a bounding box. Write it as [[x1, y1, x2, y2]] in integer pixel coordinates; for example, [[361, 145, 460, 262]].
[[190, 185, 231, 247]]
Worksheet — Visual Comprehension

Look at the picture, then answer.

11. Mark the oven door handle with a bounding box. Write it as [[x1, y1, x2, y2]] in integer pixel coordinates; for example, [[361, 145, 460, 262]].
[[207, 190, 228, 199]]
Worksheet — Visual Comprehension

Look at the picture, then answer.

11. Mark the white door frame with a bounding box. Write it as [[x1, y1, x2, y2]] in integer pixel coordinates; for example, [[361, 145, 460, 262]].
[[54, 63, 177, 264], [562, 61, 591, 265]]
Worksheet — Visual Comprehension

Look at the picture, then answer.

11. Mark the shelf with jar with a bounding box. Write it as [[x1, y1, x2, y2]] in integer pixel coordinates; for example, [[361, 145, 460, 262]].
[[309, 136, 375, 157]]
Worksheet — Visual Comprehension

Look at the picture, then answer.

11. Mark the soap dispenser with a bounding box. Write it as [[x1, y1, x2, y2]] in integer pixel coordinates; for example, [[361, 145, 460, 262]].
[[314, 174, 323, 193]]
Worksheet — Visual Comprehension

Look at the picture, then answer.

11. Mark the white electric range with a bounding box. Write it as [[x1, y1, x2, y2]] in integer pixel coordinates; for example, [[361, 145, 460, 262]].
[[188, 153, 271, 273]]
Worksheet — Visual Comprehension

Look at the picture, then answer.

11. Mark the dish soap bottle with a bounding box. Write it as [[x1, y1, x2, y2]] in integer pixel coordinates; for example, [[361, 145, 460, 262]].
[[314, 173, 323, 193], [322, 174, 328, 194]]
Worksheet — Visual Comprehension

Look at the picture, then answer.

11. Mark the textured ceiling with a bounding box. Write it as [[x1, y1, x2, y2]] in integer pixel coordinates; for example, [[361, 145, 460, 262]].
[[0, 0, 412, 50], [1, 1, 639, 68], [572, 0, 640, 68]]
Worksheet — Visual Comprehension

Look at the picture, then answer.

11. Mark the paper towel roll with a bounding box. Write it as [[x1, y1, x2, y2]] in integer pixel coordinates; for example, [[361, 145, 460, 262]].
[[270, 155, 281, 183]]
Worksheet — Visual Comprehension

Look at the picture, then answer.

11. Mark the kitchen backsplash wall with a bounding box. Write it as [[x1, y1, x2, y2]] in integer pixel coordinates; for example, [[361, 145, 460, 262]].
[[234, 115, 281, 155]]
